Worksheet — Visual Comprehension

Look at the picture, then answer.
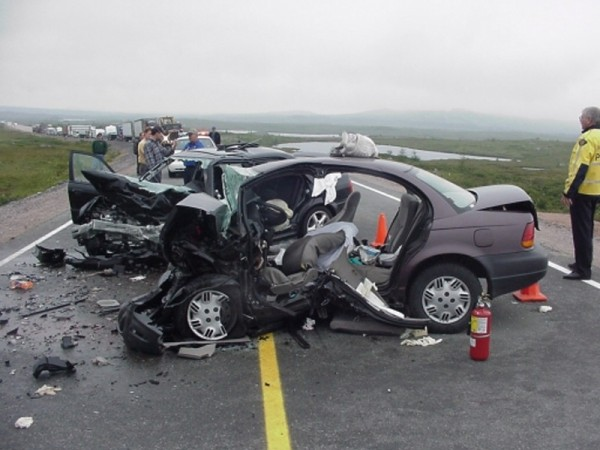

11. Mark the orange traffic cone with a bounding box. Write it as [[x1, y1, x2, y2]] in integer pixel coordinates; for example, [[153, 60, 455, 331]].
[[512, 282, 548, 302], [371, 213, 388, 248]]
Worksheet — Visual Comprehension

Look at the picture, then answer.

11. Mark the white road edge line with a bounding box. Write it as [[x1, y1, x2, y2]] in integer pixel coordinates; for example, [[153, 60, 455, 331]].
[[352, 180, 401, 202], [0, 220, 72, 268], [548, 261, 600, 289]]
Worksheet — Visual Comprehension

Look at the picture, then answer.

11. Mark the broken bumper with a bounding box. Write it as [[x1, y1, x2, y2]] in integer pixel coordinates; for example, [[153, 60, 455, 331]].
[[117, 290, 165, 355]]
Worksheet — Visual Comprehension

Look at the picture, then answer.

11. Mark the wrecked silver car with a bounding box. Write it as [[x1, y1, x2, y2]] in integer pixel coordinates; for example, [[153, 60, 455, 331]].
[[117, 156, 547, 353], [66, 150, 350, 266]]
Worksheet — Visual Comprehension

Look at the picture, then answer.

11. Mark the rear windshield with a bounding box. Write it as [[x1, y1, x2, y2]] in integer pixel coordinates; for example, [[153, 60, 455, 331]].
[[414, 167, 475, 211], [175, 136, 217, 151]]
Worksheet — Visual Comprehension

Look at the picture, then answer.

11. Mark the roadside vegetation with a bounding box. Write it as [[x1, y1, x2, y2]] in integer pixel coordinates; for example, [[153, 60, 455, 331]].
[[1, 126, 589, 218], [0, 127, 117, 206]]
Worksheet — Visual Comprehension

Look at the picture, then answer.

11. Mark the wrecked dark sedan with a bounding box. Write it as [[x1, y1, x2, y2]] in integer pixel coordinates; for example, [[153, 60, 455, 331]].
[[66, 148, 350, 260], [117, 156, 548, 354]]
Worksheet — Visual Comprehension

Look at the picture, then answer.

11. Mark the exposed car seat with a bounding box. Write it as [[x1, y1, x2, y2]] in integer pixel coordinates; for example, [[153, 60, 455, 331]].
[[330, 191, 361, 223], [260, 231, 346, 295], [377, 193, 420, 267]]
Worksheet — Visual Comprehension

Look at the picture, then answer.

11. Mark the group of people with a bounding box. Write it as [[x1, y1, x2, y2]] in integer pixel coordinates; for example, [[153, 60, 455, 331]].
[[133, 126, 176, 182], [131, 126, 221, 183]]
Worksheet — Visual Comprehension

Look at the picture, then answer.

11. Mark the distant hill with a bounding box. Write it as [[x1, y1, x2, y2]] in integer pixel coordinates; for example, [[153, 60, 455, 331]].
[[0, 105, 574, 141]]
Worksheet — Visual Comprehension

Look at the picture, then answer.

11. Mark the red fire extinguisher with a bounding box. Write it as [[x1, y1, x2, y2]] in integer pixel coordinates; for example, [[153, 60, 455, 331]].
[[469, 294, 492, 361]]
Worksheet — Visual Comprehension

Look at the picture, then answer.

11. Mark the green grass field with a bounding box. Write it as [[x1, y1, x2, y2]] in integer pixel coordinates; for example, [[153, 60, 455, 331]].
[[0, 127, 117, 206], [0, 126, 586, 217]]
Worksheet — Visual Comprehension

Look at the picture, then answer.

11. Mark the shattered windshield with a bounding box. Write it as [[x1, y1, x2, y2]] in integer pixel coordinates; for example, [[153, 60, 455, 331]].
[[72, 152, 112, 182], [222, 165, 259, 213]]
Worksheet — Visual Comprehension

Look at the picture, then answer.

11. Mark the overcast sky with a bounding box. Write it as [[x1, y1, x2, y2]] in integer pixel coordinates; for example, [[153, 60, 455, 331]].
[[1, 0, 599, 123]]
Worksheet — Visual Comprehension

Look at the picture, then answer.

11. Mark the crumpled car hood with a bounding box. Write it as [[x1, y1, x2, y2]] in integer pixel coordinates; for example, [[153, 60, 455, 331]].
[[82, 170, 193, 223]]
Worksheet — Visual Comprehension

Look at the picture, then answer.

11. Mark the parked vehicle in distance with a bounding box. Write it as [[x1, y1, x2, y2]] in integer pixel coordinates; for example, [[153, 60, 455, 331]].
[[118, 155, 547, 352], [167, 135, 218, 177], [120, 122, 134, 141]]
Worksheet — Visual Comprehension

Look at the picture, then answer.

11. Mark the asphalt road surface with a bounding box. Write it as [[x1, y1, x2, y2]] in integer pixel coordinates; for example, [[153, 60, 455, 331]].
[[1, 145, 600, 450]]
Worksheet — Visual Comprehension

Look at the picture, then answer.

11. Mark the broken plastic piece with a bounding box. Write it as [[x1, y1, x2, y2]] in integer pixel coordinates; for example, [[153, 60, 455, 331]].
[[97, 299, 120, 308], [34, 245, 66, 267], [15, 417, 33, 429], [61, 336, 77, 349], [538, 305, 553, 313], [92, 356, 110, 366], [177, 344, 216, 360], [32, 356, 76, 379], [97, 299, 120, 315], [34, 384, 62, 396]]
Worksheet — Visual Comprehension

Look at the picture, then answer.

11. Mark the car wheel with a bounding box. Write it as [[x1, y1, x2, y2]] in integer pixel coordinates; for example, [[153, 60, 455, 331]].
[[174, 275, 242, 341], [408, 263, 481, 333], [301, 206, 332, 235], [167, 170, 174, 178]]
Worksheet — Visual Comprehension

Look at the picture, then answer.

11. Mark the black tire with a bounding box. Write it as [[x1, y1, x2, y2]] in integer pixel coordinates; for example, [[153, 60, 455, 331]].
[[167, 170, 174, 178], [174, 275, 243, 341], [408, 263, 481, 333], [301, 205, 332, 235]]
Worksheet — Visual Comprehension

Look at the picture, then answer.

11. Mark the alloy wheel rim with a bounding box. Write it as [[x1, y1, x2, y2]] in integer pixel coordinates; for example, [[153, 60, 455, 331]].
[[306, 211, 329, 231]]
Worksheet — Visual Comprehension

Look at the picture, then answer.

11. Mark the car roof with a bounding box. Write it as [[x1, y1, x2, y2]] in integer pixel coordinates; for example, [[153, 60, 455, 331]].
[[249, 155, 415, 176], [175, 145, 293, 161]]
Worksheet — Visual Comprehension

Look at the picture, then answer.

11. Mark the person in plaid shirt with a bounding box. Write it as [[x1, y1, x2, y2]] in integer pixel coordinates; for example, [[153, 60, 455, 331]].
[[143, 126, 174, 182]]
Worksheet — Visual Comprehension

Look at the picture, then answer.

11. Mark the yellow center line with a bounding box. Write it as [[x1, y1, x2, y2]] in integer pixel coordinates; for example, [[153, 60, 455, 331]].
[[259, 333, 292, 450]]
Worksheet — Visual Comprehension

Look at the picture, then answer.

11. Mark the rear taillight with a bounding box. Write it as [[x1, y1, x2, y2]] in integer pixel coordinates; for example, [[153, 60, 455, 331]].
[[521, 221, 535, 248]]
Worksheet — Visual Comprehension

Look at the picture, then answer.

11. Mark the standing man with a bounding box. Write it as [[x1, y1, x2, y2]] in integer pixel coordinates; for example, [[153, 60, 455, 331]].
[[209, 126, 221, 145], [137, 127, 152, 176], [92, 133, 108, 160], [143, 126, 173, 183], [561, 106, 600, 280], [182, 131, 205, 184]]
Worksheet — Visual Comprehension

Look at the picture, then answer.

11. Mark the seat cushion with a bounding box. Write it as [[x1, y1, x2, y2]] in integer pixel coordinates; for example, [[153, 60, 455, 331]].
[[282, 231, 346, 275]]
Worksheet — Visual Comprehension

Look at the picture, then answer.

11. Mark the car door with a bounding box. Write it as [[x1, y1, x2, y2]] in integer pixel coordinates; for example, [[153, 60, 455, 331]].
[[67, 151, 115, 223]]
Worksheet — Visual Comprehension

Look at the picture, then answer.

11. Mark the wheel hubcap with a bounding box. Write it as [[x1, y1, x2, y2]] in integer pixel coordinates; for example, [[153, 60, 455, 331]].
[[187, 290, 231, 340], [306, 211, 329, 231], [422, 276, 471, 324]]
